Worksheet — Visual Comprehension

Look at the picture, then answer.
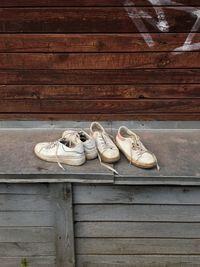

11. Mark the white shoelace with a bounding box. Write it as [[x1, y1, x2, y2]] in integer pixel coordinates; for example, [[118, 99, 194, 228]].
[[46, 138, 66, 170], [96, 132, 119, 175], [129, 136, 160, 170]]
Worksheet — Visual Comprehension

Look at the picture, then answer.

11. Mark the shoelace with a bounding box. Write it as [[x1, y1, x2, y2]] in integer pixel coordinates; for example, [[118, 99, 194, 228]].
[[129, 137, 160, 171], [46, 138, 66, 170], [96, 132, 119, 175]]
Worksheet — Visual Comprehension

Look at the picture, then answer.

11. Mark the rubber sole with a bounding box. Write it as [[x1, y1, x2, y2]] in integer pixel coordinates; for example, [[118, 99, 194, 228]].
[[34, 148, 86, 166], [116, 140, 156, 169], [99, 151, 120, 164]]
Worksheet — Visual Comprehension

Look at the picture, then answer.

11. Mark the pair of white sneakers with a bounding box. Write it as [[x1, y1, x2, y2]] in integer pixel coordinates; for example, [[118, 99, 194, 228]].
[[34, 122, 159, 173]]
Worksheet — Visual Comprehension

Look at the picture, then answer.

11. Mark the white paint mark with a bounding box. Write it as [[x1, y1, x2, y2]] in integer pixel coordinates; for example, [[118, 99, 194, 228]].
[[124, 0, 155, 47], [124, 0, 200, 54]]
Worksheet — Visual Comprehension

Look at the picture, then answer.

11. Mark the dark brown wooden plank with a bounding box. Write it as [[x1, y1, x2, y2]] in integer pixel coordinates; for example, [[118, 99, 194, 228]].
[[1, 52, 200, 69], [0, 113, 199, 120], [0, 0, 199, 7], [0, 99, 199, 113], [1, 84, 199, 99], [0, 33, 199, 52], [0, 7, 198, 33], [1, 69, 200, 84]]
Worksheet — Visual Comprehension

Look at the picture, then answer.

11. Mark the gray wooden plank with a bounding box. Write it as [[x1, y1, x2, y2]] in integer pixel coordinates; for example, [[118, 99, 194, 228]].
[[77, 255, 200, 267], [73, 185, 200, 204], [75, 222, 200, 238], [0, 129, 113, 183], [0, 242, 55, 256], [75, 205, 200, 222], [50, 184, 75, 267], [0, 227, 54, 242], [0, 256, 55, 267], [0, 184, 49, 194], [76, 238, 200, 255], [0, 211, 54, 226], [0, 194, 51, 210], [113, 130, 200, 184]]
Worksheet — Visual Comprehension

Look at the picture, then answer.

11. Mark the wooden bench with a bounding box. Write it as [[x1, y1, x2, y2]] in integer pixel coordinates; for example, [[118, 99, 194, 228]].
[[0, 128, 199, 267]]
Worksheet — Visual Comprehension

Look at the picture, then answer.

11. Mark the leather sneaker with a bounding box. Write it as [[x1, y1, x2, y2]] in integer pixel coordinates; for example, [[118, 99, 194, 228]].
[[34, 137, 85, 169], [62, 129, 98, 160], [116, 126, 159, 169], [90, 122, 120, 163]]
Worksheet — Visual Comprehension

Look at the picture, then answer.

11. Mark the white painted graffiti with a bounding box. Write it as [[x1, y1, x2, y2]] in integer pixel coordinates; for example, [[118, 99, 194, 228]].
[[124, 0, 200, 54]]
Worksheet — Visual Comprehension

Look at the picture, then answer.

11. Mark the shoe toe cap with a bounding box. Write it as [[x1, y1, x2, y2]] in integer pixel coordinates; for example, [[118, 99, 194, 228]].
[[103, 147, 119, 159], [34, 142, 48, 155], [139, 152, 156, 166]]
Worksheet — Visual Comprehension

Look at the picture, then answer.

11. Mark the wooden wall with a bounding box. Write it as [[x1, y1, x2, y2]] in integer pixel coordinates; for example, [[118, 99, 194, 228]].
[[74, 184, 200, 267], [0, 0, 200, 120]]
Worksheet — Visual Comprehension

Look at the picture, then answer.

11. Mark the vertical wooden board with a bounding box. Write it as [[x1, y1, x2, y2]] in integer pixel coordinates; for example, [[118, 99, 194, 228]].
[[50, 184, 75, 267]]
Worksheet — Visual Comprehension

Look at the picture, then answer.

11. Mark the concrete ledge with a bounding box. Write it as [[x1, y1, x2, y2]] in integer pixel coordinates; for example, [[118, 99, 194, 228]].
[[0, 128, 199, 185]]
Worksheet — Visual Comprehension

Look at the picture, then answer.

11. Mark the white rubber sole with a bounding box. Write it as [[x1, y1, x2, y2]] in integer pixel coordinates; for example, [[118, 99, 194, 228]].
[[116, 140, 156, 169], [99, 151, 120, 164], [85, 149, 98, 160], [34, 149, 86, 166]]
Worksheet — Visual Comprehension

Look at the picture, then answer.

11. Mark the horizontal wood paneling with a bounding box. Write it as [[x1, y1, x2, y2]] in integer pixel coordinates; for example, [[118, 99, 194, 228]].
[[0, 113, 199, 120], [1, 52, 200, 69], [0, 8, 197, 33], [73, 185, 200, 204], [75, 204, 200, 222], [0, 2, 199, 120], [1, 69, 200, 84], [1, 85, 200, 99], [77, 255, 200, 267], [76, 238, 200, 255], [1, 0, 199, 7], [75, 222, 200, 238], [0, 34, 199, 52], [0, 99, 199, 113]]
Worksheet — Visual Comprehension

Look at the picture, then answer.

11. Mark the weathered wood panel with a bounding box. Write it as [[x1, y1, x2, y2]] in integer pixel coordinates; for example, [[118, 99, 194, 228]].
[[0, 8, 197, 33], [1, 0, 199, 7], [1, 52, 200, 69], [77, 255, 200, 267], [73, 185, 200, 204], [0, 257, 56, 267], [76, 238, 200, 255], [75, 222, 200, 238], [0, 99, 199, 113], [0, 34, 199, 52], [75, 204, 200, 222], [1, 85, 200, 99], [1, 69, 199, 85]]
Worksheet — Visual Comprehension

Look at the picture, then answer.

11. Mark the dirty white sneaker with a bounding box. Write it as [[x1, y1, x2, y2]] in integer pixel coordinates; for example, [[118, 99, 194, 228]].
[[116, 126, 159, 169], [34, 137, 85, 170], [62, 129, 97, 160]]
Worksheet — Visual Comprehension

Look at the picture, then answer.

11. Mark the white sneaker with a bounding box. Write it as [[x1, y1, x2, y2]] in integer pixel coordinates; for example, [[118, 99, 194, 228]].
[[62, 129, 97, 160], [116, 126, 159, 169], [34, 137, 85, 169], [90, 122, 120, 164]]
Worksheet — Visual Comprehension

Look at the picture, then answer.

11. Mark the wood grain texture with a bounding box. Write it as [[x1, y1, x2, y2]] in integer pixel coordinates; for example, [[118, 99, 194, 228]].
[[1, 52, 200, 69], [73, 185, 200, 204], [0, 99, 199, 113], [1, 69, 200, 84], [0, 34, 199, 52], [0, 0, 199, 7], [77, 255, 200, 267], [75, 222, 200, 238], [76, 238, 200, 255], [74, 204, 200, 222], [1, 85, 200, 99], [0, 113, 199, 121], [0, 8, 197, 33]]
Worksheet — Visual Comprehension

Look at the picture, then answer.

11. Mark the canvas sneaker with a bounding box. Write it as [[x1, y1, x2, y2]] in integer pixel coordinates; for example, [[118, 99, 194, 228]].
[[34, 137, 85, 170], [90, 122, 120, 163], [116, 126, 159, 169], [62, 129, 98, 160]]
